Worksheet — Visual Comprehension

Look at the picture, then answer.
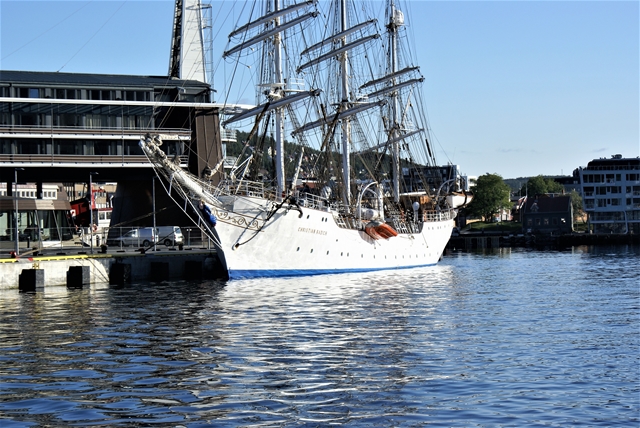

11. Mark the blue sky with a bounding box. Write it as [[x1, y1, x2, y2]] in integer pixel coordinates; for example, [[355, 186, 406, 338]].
[[1, 0, 638, 179]]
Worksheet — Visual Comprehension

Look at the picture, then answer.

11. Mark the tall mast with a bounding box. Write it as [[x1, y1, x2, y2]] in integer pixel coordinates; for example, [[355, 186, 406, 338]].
[[389, 0, 401, 203], [274, 0, 286, 200], [169, 0, 207, 83], [339, 0, 351, 206]]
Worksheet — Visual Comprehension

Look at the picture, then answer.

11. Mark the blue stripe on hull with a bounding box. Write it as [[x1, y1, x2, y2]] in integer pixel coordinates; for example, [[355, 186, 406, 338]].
[[228, 262, 438, 280]]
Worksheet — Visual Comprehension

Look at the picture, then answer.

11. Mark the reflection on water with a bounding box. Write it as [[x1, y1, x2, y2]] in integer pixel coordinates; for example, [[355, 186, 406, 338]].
[[0, 246, 638, 426]]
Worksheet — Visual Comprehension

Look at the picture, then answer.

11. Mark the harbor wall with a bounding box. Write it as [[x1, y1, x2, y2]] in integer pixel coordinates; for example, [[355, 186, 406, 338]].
[[447, 232, 639, 251], [0, 250, 223, 290]]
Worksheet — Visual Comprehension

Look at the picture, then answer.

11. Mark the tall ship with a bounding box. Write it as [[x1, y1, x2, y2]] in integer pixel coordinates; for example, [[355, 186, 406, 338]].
[[140, 0, 471, 280]]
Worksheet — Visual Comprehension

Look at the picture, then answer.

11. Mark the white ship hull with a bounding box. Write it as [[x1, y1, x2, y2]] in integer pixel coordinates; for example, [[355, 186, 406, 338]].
[[213, 195, 454, 279]]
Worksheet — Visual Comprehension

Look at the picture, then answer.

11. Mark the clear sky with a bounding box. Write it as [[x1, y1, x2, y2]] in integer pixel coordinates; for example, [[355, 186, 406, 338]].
[[1, 0, 638, 179]]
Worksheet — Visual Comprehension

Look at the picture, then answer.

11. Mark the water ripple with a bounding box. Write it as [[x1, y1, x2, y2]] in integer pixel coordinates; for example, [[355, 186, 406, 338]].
[[0, 246, 637, 426]]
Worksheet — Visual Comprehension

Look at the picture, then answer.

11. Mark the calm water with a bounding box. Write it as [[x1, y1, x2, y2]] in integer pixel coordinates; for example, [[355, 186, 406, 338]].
[[0, 246, 638, 427]]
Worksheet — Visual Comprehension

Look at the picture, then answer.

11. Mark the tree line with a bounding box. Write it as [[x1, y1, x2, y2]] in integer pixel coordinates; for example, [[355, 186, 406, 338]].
[[464, 173, 584, 223]]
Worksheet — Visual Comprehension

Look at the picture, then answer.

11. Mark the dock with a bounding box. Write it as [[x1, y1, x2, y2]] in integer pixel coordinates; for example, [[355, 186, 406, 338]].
[[0, 248, 226, 291]]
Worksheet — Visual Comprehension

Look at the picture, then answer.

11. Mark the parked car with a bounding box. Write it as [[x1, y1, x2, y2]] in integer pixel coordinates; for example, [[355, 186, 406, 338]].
[[156, 226, 184, 246], [108, 227, 157, 247]]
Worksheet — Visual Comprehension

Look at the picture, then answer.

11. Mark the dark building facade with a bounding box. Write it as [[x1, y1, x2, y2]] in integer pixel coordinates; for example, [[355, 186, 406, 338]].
[[522, 194, 573, 235]]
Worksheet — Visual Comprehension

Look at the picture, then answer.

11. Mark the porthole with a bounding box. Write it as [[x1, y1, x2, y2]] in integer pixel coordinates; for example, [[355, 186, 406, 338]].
[[297, 247, 300, 251], [310, 249, 314, 253]]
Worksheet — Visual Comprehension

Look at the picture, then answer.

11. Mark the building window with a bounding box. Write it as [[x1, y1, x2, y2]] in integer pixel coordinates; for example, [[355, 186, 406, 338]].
[[543, 218, 549, 226]]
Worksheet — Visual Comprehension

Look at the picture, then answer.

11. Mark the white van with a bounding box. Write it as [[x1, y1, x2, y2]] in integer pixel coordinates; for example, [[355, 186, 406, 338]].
[[110, 227, 157, 247], [156, 226, 183, 246]]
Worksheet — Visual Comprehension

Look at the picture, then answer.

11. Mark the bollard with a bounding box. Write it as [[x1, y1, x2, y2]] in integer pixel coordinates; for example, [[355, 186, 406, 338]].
[[109, 263, 131, 286], [19, 269, 44, 292], [67, 266, 90, 288], [149, 262, 169, 282], [184, 260, 202, 280]]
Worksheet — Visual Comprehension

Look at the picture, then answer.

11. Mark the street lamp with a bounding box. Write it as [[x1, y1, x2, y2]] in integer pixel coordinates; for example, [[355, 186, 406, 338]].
[[14, 168, 24, 256], [89, 172, 98, 254]]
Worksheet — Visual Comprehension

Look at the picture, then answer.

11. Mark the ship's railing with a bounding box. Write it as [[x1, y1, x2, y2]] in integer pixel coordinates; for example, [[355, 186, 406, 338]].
[[215, 179, 266, 198], [296, 191, 331, 211], [220, 128, 237, 142], [423, 209, 454, 222]]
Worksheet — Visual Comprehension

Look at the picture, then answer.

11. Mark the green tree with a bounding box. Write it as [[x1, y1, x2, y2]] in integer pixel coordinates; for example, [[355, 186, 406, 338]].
[[466, 173, 512, 221], [520, 175, 564, 197], [570, 189, 584, 223]]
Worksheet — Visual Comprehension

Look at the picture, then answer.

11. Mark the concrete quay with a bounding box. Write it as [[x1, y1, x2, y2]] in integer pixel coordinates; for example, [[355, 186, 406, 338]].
[[0, 248, 225, 291]]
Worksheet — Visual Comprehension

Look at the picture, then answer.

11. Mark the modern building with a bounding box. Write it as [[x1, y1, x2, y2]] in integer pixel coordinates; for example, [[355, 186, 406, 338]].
[[0, 70, 224, 180], [0, 70, 232, 241], [576, 155, 640, 234]]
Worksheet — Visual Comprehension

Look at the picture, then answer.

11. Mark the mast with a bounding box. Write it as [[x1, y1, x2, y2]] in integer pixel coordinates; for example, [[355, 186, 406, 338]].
[[274, 0, 286, 200], [389, 0, 401, 203], [339, 0, 351, 206], [223, 1, 318, 200]]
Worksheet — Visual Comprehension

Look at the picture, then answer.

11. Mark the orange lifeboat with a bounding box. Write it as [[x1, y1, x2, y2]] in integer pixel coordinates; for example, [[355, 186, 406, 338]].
[[365, 221, 383, 240], [374, 223, 398, 239]]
